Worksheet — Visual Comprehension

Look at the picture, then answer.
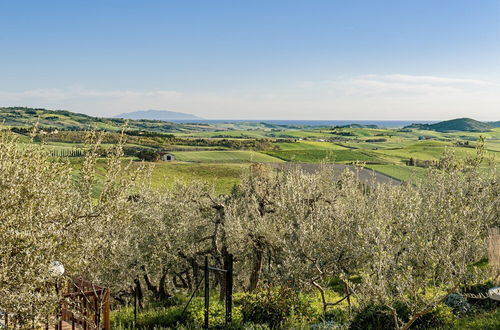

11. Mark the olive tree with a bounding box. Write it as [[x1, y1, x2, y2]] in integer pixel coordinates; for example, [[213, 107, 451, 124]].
[[354, 147, 499, 329], [0, 131, 141, 326]]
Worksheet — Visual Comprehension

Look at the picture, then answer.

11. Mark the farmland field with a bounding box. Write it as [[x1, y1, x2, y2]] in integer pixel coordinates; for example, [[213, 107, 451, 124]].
[[172, 150, 284, 163], [3, 110, 500, 185], [365, 164, 427, 181], [266, 149, 379, 163], [150, 162, 248, 193]]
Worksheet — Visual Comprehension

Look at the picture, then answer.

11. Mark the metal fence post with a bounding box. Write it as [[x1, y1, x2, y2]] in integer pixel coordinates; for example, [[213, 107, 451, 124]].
[[225, 254, 234, 324], [204, 256, 209, 329], [134, 278, 139, 324]]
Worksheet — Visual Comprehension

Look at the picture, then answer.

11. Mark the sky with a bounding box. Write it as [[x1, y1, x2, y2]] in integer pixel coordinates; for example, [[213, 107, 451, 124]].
[[0, 0, 499, 120]]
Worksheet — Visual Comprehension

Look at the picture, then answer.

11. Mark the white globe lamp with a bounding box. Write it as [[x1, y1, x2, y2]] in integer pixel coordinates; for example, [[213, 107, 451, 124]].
[[51, 261, 65, 277]]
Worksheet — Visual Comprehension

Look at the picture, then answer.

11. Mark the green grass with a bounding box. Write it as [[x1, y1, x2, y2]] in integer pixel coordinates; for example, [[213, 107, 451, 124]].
[[370, 142, 478, 163], [275, 141, 349, 150], [67, 159, 248, 195], [448, 309, 500, 330], [150, 162, 248, 193], [266, 149, 379, 163], [365, 164, 427, 181], [171, 150, 284, 163]]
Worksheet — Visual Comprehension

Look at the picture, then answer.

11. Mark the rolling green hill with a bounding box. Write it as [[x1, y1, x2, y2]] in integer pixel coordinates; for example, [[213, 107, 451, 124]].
[[0, 107, 209, 133], [405, 118, 494, 132]]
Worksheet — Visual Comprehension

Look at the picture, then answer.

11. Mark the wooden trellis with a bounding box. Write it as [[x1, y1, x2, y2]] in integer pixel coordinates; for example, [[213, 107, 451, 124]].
[[56, 278, 110, 330]]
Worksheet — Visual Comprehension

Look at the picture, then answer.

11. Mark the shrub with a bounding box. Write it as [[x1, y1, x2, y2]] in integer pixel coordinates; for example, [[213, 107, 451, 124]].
[[411, 304, 456, 329], [111, 305, 193, 329], [190, 297, 228, 328], [323, 308, 348, 324], [350, 302, 455, 330], [349, 304, 396, 330], [310, 320, 343, 329], [445, 293, 472, 315], [150, 295, 184, 308], [237, 287, 313, 328], [137, 149, 160, 162]]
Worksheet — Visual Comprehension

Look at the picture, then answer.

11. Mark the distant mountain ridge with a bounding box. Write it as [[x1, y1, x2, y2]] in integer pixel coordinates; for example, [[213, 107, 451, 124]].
[[404, 118, 496, 132], [115, 110, 203, 121], [0, 107, 208, 133]]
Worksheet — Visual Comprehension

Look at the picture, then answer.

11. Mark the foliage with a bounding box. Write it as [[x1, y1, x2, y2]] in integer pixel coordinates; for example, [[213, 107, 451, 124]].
[[349, 304, 401, 330], [349, 303, 456, 330], [1, 123, 499, 329], [411, 304, 456, 329], [444, 293, 471, 315], [137, 149, 161, 162], [0, 130, 144, 326], [237, 287, 314, 328], [451, 308, 500, 330], [110, 305, 193, 329]]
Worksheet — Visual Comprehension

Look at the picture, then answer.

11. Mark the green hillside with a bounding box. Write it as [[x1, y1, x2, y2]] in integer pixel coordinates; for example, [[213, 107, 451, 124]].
[[406, 118, 494, 132], [0, 107, 209, 133]]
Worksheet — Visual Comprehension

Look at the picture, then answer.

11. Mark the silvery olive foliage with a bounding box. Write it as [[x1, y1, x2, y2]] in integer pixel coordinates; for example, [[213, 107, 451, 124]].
[[1, 129, 498, 329], [0, 131, 143, 326], [351, 142, 498, 329], [224, 154, 497, 329]]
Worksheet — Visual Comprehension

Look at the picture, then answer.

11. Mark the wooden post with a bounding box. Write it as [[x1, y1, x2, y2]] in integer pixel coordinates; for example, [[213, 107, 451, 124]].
[[225, 254, 233, 324], [344, 281, 351, 314], [204, 256, 209, 330], [103, 289, 110, 330], [83, 294, 87, 330]]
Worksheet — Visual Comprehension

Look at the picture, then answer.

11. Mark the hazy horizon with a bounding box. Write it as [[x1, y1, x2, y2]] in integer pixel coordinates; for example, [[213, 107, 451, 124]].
[[1, 1, 499, 121]]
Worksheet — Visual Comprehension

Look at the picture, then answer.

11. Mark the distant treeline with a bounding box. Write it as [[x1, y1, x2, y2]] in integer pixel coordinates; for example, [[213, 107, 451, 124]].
[[9, 127, 281, 152], [167, 137, 280, 151]]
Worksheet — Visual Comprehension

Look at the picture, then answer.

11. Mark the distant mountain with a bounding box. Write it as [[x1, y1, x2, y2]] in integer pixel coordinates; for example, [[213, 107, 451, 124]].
[[404, 118, 494, 132], [489, 121, 500, 128], [0, 107, 209, 133], [115, 110, 203, 121]]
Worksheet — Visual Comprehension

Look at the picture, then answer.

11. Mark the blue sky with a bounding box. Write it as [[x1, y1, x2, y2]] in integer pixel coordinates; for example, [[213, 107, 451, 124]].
[[1, 0, 499, 120]]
